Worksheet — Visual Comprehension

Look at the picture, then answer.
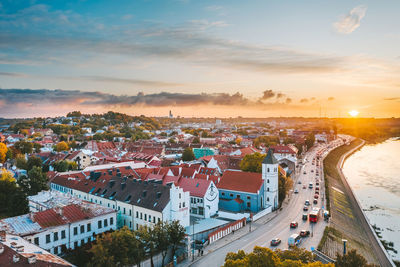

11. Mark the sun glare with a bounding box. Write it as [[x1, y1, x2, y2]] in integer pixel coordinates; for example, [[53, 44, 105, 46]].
[[349, 110, 359, 117]]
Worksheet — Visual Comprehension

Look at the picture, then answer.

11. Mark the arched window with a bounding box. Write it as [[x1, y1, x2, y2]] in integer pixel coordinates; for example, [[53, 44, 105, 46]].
[[267, 168, 270, 172]]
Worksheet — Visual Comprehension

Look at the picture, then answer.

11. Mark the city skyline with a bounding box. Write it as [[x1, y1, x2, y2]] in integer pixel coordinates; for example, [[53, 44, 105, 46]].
[[1, 0, 400, 118]]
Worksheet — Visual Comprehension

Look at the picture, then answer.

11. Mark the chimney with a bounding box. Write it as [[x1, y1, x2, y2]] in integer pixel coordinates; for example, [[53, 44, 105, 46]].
[[0, 230, 6, 241], [28, 255, 37, 264], [0, 244, 4, 255], [15, 245, 24, 252], [13, 254, 20, 263]]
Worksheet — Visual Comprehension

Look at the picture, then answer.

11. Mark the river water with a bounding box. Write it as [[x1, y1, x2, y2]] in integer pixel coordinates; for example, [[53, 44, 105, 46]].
[[342, 138, 400, 261]]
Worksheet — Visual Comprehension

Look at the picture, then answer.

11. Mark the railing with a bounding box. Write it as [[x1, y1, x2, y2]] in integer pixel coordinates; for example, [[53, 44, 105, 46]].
[[208, 217, 246, 244]]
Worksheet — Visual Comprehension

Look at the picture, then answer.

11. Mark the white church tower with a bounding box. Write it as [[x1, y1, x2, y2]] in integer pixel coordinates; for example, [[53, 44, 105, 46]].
[[262, 149, 279, 210]]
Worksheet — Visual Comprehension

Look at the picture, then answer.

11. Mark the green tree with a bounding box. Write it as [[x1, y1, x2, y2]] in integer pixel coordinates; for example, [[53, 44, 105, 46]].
[[182, 147, 195, 161], [14, 141, 33, 154], [278, 172, 293, 206], [16, 154, 28, 170], [154, 221, 170, 266], [247, 246, 281, 267], [27, 156, 42, 171], [67, 111, 82, 117], [53, 160, 69, 172], [138, 226, 157, 267], [5, 148, 13, 161], [33, 143, 42, 153], [192, 137, 200, 144], [305, 133, 315, 150], [240, 152, 265, 173], [335, 249, 377, 267], [276, 247, 314, 263], [0, 180, 28, 217], [0, 143, 7, 163], [168, 220, 186, 258], [26, 166, 48, 195]]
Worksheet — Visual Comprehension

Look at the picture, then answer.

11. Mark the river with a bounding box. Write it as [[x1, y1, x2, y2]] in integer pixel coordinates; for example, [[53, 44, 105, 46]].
[[342, 138, 400, 262]]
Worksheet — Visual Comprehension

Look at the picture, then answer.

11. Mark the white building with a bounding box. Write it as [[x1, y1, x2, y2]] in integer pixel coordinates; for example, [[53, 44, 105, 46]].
[[262, 149, 279, 210], [0, 203, 116, 255]]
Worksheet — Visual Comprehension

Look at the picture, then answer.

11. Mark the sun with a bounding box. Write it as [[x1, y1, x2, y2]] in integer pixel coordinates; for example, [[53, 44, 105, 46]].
[[348, 110, 359, 117]]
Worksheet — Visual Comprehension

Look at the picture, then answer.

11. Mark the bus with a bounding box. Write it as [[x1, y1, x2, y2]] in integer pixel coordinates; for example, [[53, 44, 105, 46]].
[[288, 234, 301, 247], [309, 208, 320, 223]]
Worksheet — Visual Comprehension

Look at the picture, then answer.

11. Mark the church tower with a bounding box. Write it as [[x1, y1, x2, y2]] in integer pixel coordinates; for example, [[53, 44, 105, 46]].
[[262, 149, 279, 210]]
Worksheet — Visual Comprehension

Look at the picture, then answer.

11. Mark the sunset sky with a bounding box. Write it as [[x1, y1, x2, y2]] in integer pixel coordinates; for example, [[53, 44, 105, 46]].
[[1, 0, 400, 118]]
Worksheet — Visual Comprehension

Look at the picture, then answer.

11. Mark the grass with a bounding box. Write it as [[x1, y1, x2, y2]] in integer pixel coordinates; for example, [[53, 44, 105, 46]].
[[318, 226, 342, 251]]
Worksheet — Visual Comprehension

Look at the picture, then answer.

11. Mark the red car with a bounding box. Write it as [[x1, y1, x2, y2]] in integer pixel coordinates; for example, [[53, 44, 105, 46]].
[[290, 222, 298, 228]]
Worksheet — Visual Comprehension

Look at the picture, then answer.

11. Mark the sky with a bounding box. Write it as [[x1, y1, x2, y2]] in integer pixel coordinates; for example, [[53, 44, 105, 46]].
[[0, 0, 400, 118]]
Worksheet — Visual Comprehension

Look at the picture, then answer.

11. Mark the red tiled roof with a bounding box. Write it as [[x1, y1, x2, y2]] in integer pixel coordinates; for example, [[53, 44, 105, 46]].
[[34, 209, 66, 228], [62, 204, 90, 222], [217, 170, 263, 194], [270, 145, 296, 154], [178, 177, 211, 197]]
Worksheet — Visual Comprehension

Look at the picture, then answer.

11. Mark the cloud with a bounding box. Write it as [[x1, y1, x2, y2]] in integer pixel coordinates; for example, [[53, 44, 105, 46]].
[[300, 98, 309, 103], [79, 76, 184, 87], [0, 72, 27, 77], [328, 97, 335, 101], [384, 97, 400, 101], [285, 98, 292, 104], [261, 90, 275, 100], [276, 93, 285, 98], [334, 5, 367, 34]]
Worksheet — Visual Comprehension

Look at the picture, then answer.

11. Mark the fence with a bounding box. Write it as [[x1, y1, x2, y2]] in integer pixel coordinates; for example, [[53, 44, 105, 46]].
[[208, 217, 246, 244], [252, 206, 273, 221]]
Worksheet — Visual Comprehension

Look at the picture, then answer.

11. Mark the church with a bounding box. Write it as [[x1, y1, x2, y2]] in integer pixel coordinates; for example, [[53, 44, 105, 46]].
[[217, 149, 279, 213]]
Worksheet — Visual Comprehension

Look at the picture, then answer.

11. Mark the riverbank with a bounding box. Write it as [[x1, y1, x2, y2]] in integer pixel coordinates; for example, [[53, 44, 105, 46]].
[[319, 138, 393, 266]]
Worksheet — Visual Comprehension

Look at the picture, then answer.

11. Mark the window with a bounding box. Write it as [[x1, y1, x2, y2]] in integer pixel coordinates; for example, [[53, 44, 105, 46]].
[[192, 208, 198, 214], [80, 225, 85, 234], [54, 232, 58, 241], [158, 218, 161, 223], [87, 223, 91, 232], [247, 196, 250, 200], [54, 246, 59, 254], [267, 188, 269, 192], [140, 213, 143, 219], [98, 220, 102, 229], [229, 193, 233, 197], [136, 211, 139, 218], [267, 197, 270, 201], [74, 241, 78, 249], [267, 168, 270, 172], [236, 195, 240, 198], [104, 219, 108, 227], [46, 234, 51, 244], [34, 237, 39, 245], [183, 202, 185, 207], [61, 230, 66, 239], [130, 221, 132, 228], [73, 227, 78, 235], [179, 203, 181, 208], [153, 217, 156, 223], [247, 202, 251, 208], [198, 207, 204, 216], [110, 217, 114, 225], [179, 193, 181, 199], [267, 179, 269, 183], [221, 192, 225, 196], [129, 209, 132, 216], [144, 214, 147, 221], [123, 208, 126, 214]]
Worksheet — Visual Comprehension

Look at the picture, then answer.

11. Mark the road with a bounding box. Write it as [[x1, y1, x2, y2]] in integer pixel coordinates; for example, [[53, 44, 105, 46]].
[[190, 139, 345, 267]]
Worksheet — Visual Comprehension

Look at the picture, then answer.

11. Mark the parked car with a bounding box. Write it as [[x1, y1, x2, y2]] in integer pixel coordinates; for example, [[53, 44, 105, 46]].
[[294, 189, 299, 194], [305, 200, 310, 206], [298, 181, 302, 184], [311, 170, 314, 173], [313, 199, 318, 204], [314, 194, 319, 199], [300, 230, 310, 237], [302, 213, 308, 221], [303, 205, 309, 211], [290, 222, 298, 228], [303, 171, 307, 174], [270, 238, 281, 246], [303, 185, 307, 189]]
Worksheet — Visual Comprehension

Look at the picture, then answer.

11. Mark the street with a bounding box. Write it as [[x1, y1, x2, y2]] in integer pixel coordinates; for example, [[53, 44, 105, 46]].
[[190, 139, 344, 267]]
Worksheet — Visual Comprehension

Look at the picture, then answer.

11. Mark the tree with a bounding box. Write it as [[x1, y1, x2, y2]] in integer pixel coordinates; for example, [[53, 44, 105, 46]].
[[247, 246, 281, 267], [182, 147, 195, 161], [14, 141, 33, 154], [26, 166, 48, 195], [33, 143, 42, 153], [5, 148, 13, 161], [138, 226, 157, 267], [16, 154, 28, 170], [240, 152, 265, 173], [0, 143, 7, 163], [335, 249, 377, 267], [276, 247, 314, 263], [192, 137, 200, 144], [0, 179, 28, 217], [154, 221, 170, 266], [56, 141, 69, 152], [278, 172, 293, 206], [67, 111, 82, 117], [305, 133, 315, 150], [168, 220, 186, 258], [27, 156, 42, 171], [0, 168, 15, 182]]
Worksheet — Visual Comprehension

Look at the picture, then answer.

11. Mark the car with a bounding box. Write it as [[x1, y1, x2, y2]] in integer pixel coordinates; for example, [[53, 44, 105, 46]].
[[294, 189, 299, 194], [316, 182, 320, 186], [303, 171, 307, 174], [311, 170, 314, 173], [298, 181, 302, 184], [313, 199, 318, 204], [302, 213, 308, 220], [303, 205, 309, 211], [290, 222, 298, 228], [316, 173, 319, 176], [300, 230, 310, 237], [316, 187, 320, 191], [315, 191, 319, 195], [303, 185, 307, 189], [305, 200, 310, 206], [314, 194, 319, 199], [270, 238, 281, 246]]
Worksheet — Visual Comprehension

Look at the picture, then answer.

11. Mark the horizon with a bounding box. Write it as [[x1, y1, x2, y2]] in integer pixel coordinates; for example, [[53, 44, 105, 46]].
[[1, 1, 400, 118]]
